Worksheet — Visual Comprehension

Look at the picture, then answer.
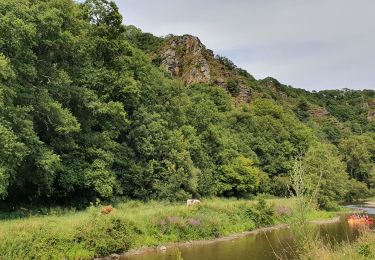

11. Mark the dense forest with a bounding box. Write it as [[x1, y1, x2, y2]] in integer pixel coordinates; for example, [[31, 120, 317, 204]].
[[0, 0, 374, 210]]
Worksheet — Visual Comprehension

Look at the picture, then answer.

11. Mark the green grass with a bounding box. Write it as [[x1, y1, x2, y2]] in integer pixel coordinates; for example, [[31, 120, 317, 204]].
[[0, 198, 341, 259], [302, 229, 375, 260]]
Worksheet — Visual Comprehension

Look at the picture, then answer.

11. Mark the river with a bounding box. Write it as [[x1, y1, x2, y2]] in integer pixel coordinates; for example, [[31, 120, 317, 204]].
[[122, 204, 374, 260]]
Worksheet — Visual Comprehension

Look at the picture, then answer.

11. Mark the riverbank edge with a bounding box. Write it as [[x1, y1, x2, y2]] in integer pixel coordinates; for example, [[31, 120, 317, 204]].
[[98, 217, 341, 260]]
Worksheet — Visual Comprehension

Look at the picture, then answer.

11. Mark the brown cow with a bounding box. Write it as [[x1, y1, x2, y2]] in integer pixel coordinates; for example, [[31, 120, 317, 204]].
[[101, 205, 114, 214]]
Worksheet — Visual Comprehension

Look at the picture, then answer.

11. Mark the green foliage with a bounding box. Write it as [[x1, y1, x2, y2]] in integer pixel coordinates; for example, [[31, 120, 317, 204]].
[[227, 79, 241, 97], [236, 67, 255, 81], [216, 55, 236, 70], [0, 0, 373, 207], [345, 179, 371, 202], [243, 198, 275, 227], [83, 0, 123, 35], [339, 134, 375, 183], [219, 156, 267, 197], [124, 25, 163, 53], [269, 175, 290, 197], [76, 213, 135, 256], [303, 142, 349, 209], [301, 229, 375, 259], [294, 98, 310, 122], [320, 117, 349, 145], [246, 99, 314, 176], [1, 2, 375, 259], [358, 243, 373, 258], [215, 55, 256, 80]]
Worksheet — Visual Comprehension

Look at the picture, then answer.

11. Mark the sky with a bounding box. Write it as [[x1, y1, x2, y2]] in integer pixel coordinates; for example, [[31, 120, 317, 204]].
[[113, 0, 375, 91]]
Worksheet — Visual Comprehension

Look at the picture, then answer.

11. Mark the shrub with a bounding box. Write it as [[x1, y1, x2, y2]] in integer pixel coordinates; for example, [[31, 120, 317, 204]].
[[235, 68, 255, 81], [243, 198, 275, 227], [76, 214, 137, 257], [345, 179, 371, 202], [227, 79, 241, 97], [216, 55, 236, 70], [317, 196, 341, 211], [358, 244, 373, 258], [269, 175, 290, 197]]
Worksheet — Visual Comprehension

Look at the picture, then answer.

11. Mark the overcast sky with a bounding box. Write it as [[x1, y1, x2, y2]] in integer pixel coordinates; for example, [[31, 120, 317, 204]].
[[113, 0, 375, 91]]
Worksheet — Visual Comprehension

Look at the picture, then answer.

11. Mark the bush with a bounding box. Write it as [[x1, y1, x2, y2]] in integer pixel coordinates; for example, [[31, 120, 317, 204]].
[[216, 55, 236, 70], [76, 214, 137, 257], [243, 198, 275, 227], [227, 79, 241, 97], [269, 175, 290, 197], [317, 196, 341, 211], [345, 179, 370, 202], [235, 68, 255, 81]]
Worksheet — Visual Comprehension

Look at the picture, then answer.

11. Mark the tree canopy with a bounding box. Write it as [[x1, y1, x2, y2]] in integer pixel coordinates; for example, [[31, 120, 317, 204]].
[[0, 0, 374, 208]]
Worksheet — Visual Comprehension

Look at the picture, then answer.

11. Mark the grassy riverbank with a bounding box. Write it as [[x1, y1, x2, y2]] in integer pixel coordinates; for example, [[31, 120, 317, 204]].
[[0, 198, 342, 259], [302, 229, 375, 260]]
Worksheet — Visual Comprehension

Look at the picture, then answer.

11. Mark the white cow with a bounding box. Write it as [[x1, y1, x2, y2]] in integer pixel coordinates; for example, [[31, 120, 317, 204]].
[[186, 199, 201, 207]]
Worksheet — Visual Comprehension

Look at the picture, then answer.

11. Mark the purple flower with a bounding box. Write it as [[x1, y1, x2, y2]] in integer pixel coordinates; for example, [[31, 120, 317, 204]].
[[167, 216, 180, 224], [275, 206, 292, 216], [187, 218, 201, 226]]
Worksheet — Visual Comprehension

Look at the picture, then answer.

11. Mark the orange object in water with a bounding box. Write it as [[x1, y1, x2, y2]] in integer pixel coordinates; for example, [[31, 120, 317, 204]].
[[101, 205, 114, 214]]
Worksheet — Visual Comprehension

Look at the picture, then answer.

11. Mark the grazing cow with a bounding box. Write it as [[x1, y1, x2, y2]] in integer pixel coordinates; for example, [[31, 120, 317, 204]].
[[186, 199, 201, 207], [101, 205, 114, 214]]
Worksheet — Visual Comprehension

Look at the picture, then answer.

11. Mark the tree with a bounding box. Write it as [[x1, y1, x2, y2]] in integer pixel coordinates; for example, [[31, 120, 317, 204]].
[[339, 134, 375, 184], [219, 156, 268, 197], [84, 0, 123, 35], [294, 99, 310, 122], [246, 99, 314, 176], [303, 142, 350, 209]]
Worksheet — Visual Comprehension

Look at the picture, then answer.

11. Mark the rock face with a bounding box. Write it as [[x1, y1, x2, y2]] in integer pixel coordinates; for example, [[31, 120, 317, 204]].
[[368, 100, 375, 108], [366, 101, 375, 121], [160, 35, 211, 85], [310, 107, 330, 117], [160, 42, 179, 76], [238, 86, 251, 103], [157, 35, 252, 103], [368, 110, 375, 121]]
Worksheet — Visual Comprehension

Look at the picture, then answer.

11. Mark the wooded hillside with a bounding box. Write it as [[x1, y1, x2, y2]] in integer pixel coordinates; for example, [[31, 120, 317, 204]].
[[0, 0, 374, 209]]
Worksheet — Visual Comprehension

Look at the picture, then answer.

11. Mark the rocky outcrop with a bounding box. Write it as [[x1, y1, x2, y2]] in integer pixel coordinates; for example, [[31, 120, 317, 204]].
[[160, 42, 179, 76], [310, 107, 330, 117], [258, 77, 288, 99], [368, 111, 375, 121], [160, 35, 211, 85], [365, 101, 375, 121], [237, 85, 251, 103], [156, 35, 252, 103], [368, 100, 375, 108]]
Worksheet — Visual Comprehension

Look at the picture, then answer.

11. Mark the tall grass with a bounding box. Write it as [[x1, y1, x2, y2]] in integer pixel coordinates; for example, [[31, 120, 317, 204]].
[[302, 228, 375, 260], [271, 155, 324, 259]]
